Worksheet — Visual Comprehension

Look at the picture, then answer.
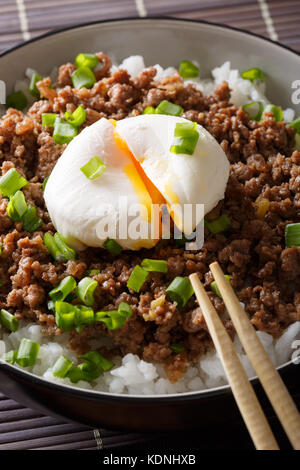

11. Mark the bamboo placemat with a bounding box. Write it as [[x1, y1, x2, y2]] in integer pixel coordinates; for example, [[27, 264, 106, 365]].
[[0, 0, 299, 452]]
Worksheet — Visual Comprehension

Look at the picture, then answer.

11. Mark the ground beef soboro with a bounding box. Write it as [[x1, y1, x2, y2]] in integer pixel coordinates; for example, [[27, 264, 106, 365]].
[[0, 53, 299, 381]]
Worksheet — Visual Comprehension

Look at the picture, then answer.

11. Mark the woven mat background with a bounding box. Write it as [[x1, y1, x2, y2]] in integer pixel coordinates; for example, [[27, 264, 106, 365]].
[[0, 0, 299, 451]]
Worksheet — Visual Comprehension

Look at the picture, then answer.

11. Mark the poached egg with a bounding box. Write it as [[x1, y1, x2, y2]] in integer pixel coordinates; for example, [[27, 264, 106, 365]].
[[44, 114, 229, 250]]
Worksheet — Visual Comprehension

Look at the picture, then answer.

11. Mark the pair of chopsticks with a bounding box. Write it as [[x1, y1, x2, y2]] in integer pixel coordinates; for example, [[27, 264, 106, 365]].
[[189, 262, 300, 451]]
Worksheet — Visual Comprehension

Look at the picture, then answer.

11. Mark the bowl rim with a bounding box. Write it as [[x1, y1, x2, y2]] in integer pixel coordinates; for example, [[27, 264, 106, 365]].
[[0, 16, 298, 403]]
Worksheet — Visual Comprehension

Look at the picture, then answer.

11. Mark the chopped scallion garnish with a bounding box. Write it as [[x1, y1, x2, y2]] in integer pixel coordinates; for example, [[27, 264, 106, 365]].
[[166, 277, 194, 309], [42, 113, 57, 127], [75, 53, 99, 70], [53, 117, 78, 145], [55, 301, 76, 332], [80, 156, 106, 180], [143, 106, 156, 114], [80, 350, 114, 372], [103, 238, 122, 256], [16, 338, 40, 367], [285, 223, 300, 247], [95, 302, 132, 330], [75, 305, 94, 327], [0, 309, 19, 332], [127, 265, 149, 293], [155, 100, 183, 116], [241, 67, 264, 82], [42, 177, 49, 191], [210, 275, 231, 299], [67, 361, 101, 383], [179, 60, 199, 78], [170, 121, 199, 156], [22, 205, 42, 233], [29, 72, 42, 98], [290, 117, 300, 135], [3, 350, 17, 364], [6, 91, 28, 110], [262, 104, 283, 122], [52, 355, 73, 378], [76, 277, 98, 307], [71, 66, 96, 89], [65, 105, 87, 128], [170, 344, 185, 354], [141, 258, 168, 273], [242, 101, 263, 121], [53, 233, 76, 261], [205, 214, 231, 234], [6, 190, 27, 222], [0, 168, 28, 198], [49, 276, 77, 302]]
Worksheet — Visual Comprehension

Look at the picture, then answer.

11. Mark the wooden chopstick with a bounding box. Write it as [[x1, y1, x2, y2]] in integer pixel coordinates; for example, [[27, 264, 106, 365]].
[[209, 261, 300, 450], [189, 273, 279, 450]]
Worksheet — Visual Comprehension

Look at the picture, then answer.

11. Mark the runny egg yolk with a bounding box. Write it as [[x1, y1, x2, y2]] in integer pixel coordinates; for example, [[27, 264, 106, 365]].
[[112, 127, 165, 211]]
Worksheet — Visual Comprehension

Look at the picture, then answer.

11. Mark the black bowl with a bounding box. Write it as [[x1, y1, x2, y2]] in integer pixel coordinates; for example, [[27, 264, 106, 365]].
[[0, 17, 299, 430]]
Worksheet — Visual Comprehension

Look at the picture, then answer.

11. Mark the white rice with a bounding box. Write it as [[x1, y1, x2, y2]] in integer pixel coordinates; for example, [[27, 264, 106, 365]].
[[1, 320, 299, 395], [0, 55, 299, 395]]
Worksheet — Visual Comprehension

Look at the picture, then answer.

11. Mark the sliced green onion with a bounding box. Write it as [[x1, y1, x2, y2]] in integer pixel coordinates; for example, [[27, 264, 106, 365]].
[[44, 233, 65, 262], [95, 310, 123, 330], [53, 117, 78, 145], [86, 269, 100, 276], [67, 361, 101, 383], [42, 177, 49, 191], [143, 106, 156, 114], [65, 105, 87, 128], [141, 258, 168, 273], [29, 72, 42, 98], [95, 302, 132, 330], [290, 117, 300, 135], [127, 265, 149, 293], [170, 121, 199, 156], [117, 302, 133, 318], [155, 100, 183, 116], [76, 277, 98, 306], [49, 276, 76, 302], [179, 60, 199, 78], [6, 90, 28, 110], [42, 113, 57, 127], [2, 350, 17, 364], [52, 355, 73, 378], [103, 238, 122, 256], [55, 301, 76, 331], [241, 67, 264, 82], [75, 53, 99, 70], [16, 338, 40, 367], [80, 156, 106, 180], [71, 66, 96, 89], [166, 277, 194, 309], [80, 350, 114, 372], [22, 205, 42, 233], [242, 101, 263, 121], [6, 190, 27, 222], [262, 104, 283, 122], [0, 168, 28, 198], [54, 233, 76, 261], [170, 344, 185, 354], [211, 275, 231, 299], [205, 214, 231, 234], [0, 309, 19, 332], [285, 223, 300, 247], [75, 305, 94, 326]]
